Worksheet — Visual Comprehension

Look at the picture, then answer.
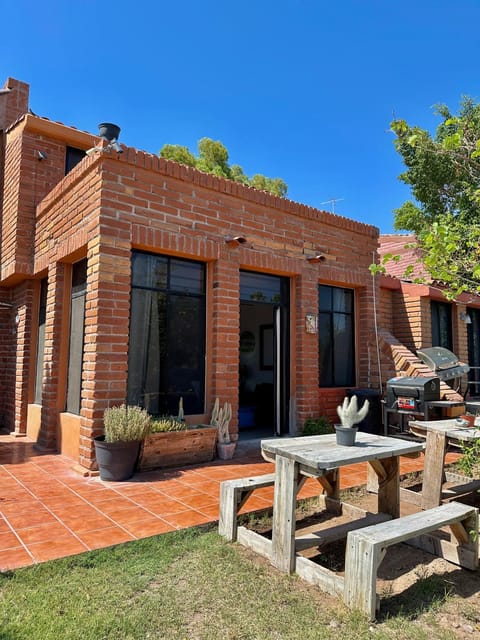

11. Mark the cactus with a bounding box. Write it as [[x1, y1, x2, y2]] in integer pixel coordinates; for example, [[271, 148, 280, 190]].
[[210, 397, 232, 443], [336, 395, 369, 428], [177, 396, 185, 422]]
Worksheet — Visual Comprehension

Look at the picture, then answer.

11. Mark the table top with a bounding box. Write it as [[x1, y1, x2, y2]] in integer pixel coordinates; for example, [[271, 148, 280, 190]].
[[261, 432, 424, 472], [409, 419, 480, 442]]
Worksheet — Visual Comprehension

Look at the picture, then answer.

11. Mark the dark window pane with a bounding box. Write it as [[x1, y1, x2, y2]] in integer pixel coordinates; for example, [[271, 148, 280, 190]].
[[468, 309, 480, 394], [166, 295, 205, 413], [333, 288, 353, 313], [65, 146, 86, 174], [71, 259, 87, 295], [128, 290, 166, 414], [319, 313, 333, 386], [319, 286, 331, 311], [128, 252, 206, 416], [431, 301, 452, 350], [319, 285, 355, 387], [131, 253, 168, 289], [170, 260, 204, 294], [66, 260, 87, 414], [240, 271, 281, 303], [332, 314, 354, 385], [34, 278, 48, 404]]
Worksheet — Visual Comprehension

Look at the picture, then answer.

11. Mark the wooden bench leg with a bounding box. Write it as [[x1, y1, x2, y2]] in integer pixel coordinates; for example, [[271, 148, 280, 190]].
[[218, 474, 276, 542], [344, 535, 386, 621], [218, 482, 239, 541], [421, 431, 447, 509], [272, 456, 299, 573]]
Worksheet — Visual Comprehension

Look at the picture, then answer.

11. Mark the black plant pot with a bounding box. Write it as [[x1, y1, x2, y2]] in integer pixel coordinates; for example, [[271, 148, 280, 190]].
[[334, 425, 358, 446], [94, 436, 140, 481]]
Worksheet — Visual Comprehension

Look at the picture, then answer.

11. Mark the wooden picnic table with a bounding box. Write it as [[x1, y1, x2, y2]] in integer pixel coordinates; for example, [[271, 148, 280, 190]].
[[261, 432, 424, 573], [224, 432, 476, 617], [409, 418, 480, 509]]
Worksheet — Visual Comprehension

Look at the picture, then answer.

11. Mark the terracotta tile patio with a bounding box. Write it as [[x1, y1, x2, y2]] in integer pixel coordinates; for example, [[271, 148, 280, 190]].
[[0, 433, 458, 572]]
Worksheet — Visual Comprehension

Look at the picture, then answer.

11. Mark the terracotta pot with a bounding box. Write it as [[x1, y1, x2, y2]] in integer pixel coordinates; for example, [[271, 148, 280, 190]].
[[459, 414, 475, 428]]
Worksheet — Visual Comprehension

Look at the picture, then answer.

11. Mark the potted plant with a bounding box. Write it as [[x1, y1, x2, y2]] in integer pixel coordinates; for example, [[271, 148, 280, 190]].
[[137, 401, 218, 470], [457, 412, 476, 428], [334, 395, 369, 446], [94, 404, 152, 481], [211, 398, 236, 459]]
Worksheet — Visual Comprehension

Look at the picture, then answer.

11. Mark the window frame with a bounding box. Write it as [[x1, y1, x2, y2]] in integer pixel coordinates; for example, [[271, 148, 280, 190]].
[[65, 259, 87, 414], [127, 251, 207, 416], [318, 284, 356, 388], [431, 300, 453, 350]]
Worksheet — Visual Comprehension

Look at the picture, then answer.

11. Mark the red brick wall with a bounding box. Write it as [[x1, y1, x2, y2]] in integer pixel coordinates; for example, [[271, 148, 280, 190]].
[[0, 78, 29, 131]]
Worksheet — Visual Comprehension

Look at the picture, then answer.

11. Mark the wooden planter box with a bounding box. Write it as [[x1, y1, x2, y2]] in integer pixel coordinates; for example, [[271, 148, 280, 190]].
[[138, 425, 217, 471]]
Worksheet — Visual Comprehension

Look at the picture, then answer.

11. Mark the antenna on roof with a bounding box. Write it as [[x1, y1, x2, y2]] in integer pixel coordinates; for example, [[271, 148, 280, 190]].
[[319, 197, 344, 214]]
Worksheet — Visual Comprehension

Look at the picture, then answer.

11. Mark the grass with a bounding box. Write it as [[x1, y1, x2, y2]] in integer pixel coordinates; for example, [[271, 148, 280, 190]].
[[0, 524, 474, 640]]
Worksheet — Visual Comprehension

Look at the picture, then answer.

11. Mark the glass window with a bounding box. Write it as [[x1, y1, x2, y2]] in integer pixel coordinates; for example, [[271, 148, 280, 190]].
[[319, 285, 355, 387], [65, 146, 86, 174], [127, 252, 206, 416], [431, 301, 452, 350], [240, 271, 281, 304], [65, 260, 87, 414], [34, 278, 48, 404]]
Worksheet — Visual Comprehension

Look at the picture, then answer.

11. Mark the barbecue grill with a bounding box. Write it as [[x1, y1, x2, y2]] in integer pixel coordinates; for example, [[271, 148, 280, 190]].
[[385, 376, 440, 415], [416, 347, 470, 389]]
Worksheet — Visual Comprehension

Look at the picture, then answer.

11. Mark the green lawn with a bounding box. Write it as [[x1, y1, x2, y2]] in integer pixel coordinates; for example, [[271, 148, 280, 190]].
[[0, 525, 471, 640]]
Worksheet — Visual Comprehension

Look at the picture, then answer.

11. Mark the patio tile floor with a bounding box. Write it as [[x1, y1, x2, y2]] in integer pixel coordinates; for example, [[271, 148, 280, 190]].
[[0, 433, 459, 572]]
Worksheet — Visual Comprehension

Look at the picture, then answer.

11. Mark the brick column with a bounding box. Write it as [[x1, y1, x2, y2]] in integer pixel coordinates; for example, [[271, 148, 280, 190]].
[[37, 262, 66, 450], [210, 256, 240, 438], [11, 281, 35, 436], [295, 267, 321, 429], [79, 236, 131, 470]]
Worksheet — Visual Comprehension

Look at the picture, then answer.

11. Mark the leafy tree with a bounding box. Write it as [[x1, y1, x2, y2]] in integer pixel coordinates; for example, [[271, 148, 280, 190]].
[[196, 137, 231, 178], [380, 98, 480, 299], [159, 144, 196, 167], [159, 138, 288, 197]]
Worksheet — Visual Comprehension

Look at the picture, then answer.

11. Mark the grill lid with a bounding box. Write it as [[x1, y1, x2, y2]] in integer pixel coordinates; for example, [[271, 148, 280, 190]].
[[417, 347, 469, 380]]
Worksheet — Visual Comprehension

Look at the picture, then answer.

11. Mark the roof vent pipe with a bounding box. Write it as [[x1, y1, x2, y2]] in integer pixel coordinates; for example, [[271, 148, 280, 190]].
[[98, 123, 120, 142], [98, 123, 123, 153]]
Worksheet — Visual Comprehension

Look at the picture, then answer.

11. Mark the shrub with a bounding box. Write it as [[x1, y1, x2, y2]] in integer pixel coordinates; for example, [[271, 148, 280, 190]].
[[302, 416, 334, 436], [103, 405, 152, 443], [457, 438, 480, 478], [151, 416, 188, 433]]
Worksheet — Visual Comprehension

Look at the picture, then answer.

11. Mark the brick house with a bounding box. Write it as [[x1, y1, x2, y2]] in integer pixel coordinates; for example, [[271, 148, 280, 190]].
[[0, 77, 380, 474], [377, 234, 480, 404]]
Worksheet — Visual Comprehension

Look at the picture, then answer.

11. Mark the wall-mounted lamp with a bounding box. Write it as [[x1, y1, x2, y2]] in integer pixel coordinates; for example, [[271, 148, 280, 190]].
[[15, 313, 20, 327], [460, 311, 472, 324], [36, 150, 48, 161], [306, 254, 326, 264], [225, 235, 247, 247]]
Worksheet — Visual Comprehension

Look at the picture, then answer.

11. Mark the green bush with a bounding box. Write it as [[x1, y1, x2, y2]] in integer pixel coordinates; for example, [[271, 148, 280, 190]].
[[103, 404, 152, 442], [457, 438, 480, 477], [301, 416, 334, 436], [151, 416, 188, 433]]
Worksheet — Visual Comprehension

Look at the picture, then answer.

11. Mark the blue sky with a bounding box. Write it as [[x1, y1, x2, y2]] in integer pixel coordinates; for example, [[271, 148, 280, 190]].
[[2, 0, 480, 233]]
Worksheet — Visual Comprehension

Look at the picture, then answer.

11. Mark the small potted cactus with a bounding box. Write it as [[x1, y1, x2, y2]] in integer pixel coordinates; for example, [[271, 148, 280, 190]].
[[211, 398, 236, 459], [335, 395, 370, 446]]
